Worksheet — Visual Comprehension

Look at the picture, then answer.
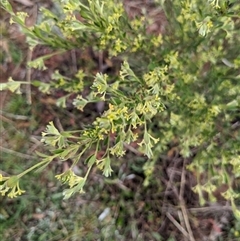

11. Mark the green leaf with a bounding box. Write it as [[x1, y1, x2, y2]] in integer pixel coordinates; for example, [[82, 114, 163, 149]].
[[1, 0, 13, 12], [56, 95, 68, 108], [97, 156, 113, 177], [34, 160, 53, 173], [6, 176, 19, 188], [35, 151, 50, 158], [28, 57, 47, 70], [73, 95, 89, 111], [232, 200, 240, 220], [85, 154, 96, 167], [42, 121, 60, 136], [0, 78, 24, 94], [226, 100, 239, 110], [32, 81, 52, 94], [63, 177, 86, 199], [62, 188, 74, 200]]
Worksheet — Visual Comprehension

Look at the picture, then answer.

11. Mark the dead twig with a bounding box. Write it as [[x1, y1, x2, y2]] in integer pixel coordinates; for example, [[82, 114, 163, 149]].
[[26, 47, 32, 105], [161, 156, 180, 208], [28, 136, 43, 153], [179, 158, 195, 241], [161, 204, 234, 215], [0, 146, 36, 159], [0, 114, 15, 125], [71, 49, 78, 73], [0, 110, 29, 120], [160, 156, 181, 234], [166, 212, 191, 240], [188, 206, 233, 214], [123, 142, 143, 156], [25, 4, 38, 105], [13, 0, 33, 7], [178, 210, 186, 232], [55, 117, 64, 132]]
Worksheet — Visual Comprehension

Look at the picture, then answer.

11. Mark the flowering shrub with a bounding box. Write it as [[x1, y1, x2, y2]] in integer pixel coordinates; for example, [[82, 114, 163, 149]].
[[1, 0, 240, 216]]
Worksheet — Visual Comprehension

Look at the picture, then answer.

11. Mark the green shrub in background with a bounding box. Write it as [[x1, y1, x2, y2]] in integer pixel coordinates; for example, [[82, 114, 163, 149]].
[[1, 0, 240, 216]]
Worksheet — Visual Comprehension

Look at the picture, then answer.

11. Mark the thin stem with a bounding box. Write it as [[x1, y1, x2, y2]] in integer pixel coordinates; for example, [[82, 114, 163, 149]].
[[17, 159, 50, 178], [26, 48, 32, 105], [71, 145, 89, 168]]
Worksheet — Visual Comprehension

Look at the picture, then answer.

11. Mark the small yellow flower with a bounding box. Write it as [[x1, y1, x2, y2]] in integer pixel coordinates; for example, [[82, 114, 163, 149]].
[[0, 176, 25, 198], [106, 24, 113, 34]]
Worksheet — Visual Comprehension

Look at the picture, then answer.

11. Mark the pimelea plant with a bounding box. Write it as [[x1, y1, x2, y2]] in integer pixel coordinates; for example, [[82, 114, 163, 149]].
[[1, 0, 240, 217]]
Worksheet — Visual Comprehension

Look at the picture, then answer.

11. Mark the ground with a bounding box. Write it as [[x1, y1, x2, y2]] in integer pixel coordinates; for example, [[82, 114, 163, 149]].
[[0, 1, 239, 240]]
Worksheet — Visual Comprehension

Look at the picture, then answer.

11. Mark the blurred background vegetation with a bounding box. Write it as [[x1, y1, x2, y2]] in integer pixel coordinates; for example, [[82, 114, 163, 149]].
[[1, 0, 240, 240]]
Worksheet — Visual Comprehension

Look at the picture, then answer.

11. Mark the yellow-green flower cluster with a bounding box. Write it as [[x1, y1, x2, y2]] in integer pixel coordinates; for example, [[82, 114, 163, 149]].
[[98, 2, 128, 55], [176, 2, 197, 23], [57, 15, 81, 38], [10, 11, 28, 25], [0, 175, 25, 198], [55, 170, 85, 188], [208, 0, 220, 8], [136, 95, 162, 118], [106, 11, 123, 34], [101, 104, 129, 132], [229, 156, 240, 175], [143, 65, 168, 87], [130, 17, 146, 31], [92, 73, 108, 98], [208, 105, 221, 116], [56, 170, 87, 199], [132, 34, 144, 52], [138, 129, 159, 158], [96, 156, 113, 177], [111, 38, 127, 56], [196, 17, 213, 36], [62, 1, 80, 14], [110, 142, 125, 157], [129, 112, 144, 129], [125, 129, 139, 144], [151, 34, 163, 48], [165, 51, 180, 69], [83, 126, 105, 141], [187, 93, 206, 111]]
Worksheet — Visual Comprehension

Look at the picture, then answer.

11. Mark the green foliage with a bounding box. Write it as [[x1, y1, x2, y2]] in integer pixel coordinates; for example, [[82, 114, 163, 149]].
[[1, 0, 240, 220]]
